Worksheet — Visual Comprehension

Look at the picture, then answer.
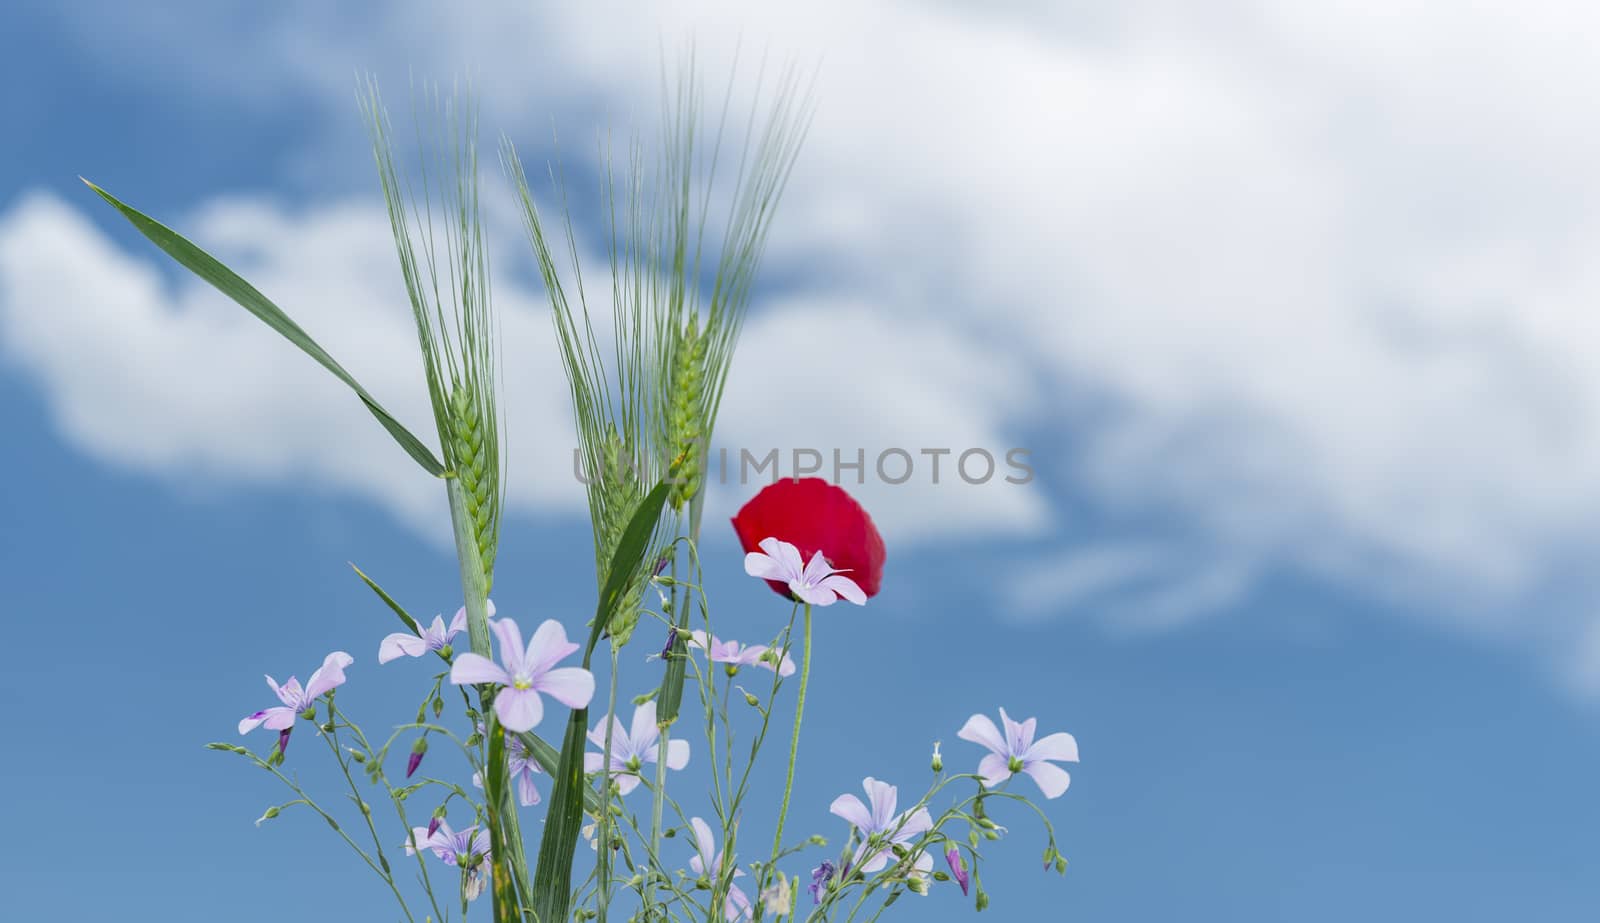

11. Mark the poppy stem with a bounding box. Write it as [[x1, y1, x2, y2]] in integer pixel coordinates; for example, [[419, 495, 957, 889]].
[[769, 602, 813, 895]]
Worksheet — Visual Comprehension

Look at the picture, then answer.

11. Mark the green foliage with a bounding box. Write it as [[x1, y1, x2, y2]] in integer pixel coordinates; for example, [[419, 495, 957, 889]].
[[531, 480, 672, 923], [81, 180, 446, 477], [361, 80, 505, 578]]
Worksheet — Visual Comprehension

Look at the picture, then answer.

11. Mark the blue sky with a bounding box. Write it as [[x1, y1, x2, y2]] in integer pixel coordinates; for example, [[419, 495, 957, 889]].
[[5, 2, 1600, 920]]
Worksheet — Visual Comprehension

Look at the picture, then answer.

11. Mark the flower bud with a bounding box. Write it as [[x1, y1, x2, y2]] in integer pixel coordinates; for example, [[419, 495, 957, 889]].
[[808, 835, 827, 847], [975, 889, 990, 912], [262, 805, 280, 820], [1055, 856, 1068, 875], [407, 737, 428, 778], [930, 741, 943, 773], [908, 876, 929, 896], [432, 696, 444, 718], [945, 844, 970, 895], [744, 691, 760, 707], [983, 829, 999, 841], [347, 747, 367, 763]]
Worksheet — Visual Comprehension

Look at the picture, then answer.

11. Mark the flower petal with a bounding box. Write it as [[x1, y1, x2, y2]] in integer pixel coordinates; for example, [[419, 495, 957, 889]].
[[1025, 732, 1079, 764], [689, 817, 717, 872], [450, 652, 511, 687], [665, 739, 690, 771], [525, 618, 581, 676], [791, 581, 838, 607], [516, 769, 541, 807], [495, 687, 543, 733], [743, 551, 789, 582], [491, 618, 527, 677], [533, 667, 595, 709], [1023, 760, 1073, 799], [855, 843, 890, 874], [894, 806, 934, 842], [616, 773, 641, 796], [829, 793, 874, 831], [977, 753, 1014, 788], [239, 706, 295, 735], [762, 537, 806, 578], [448, 607, 469, 638], [725, 882, 754, 921], [379, 632, 428, 664], [583, 752, 606, 773], [863, 777, 898, 831], [801, 550, 835, 586], [630, 700, 660, 752], [819, 574, 866, 605], [957, 713, 1007, 757], [998, 707, 1034, 755], [303, 651, 354, 699]]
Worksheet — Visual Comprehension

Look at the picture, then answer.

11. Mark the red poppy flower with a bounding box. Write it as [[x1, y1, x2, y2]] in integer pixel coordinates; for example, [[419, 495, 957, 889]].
[[731, 478, 887, 600]]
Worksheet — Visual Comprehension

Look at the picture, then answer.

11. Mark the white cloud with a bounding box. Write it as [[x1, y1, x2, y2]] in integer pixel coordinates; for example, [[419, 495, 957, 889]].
[[0, 191, 584, 534], [20, 0, 1600, 679], [0, 190, 1042, 547]]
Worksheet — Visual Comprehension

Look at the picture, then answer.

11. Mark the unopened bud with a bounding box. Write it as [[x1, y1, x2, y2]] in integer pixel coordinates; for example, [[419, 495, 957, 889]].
[[744, 692, 760, 707], [975, 889, 990, 912], [1055, 857, 1068, 875], [407, 737, 428, 778], [347, 747, 367, 764], [931, 741, 944, 773], [983, 829, 999, 841], [432, 696, 444, 718], [808, 835, 827, 847]]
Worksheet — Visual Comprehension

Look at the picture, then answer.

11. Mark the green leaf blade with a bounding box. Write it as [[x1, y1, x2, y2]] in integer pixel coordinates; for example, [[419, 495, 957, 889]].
[[82, 179, 446, 477]]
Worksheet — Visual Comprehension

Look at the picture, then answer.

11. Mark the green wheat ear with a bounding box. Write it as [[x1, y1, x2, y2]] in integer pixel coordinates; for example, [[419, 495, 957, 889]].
[[667, 314, 707, 513], [362, 78, 505, 587], [451, 381, 499, 584], [599, 426, 646, 646]]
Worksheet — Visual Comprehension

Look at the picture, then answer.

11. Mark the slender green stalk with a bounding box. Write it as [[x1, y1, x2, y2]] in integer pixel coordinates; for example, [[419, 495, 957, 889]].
[[768, 604, 814, 895], [448, 477, 526, 919], [597, 646, 621, 923]]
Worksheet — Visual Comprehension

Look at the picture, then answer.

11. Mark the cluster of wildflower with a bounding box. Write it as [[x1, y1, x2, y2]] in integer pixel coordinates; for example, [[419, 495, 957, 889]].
[[214, 478, 1078, 919]]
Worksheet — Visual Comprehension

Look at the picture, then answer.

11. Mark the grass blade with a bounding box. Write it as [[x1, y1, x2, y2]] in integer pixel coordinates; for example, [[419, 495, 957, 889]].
[[81, 178, 446, 477], [349, 563, 422, 636]]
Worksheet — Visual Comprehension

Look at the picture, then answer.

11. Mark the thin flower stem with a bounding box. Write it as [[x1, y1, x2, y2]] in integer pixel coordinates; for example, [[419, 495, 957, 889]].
[[597, 644, 620, 923], [766, 603, 813, 899], [249, 749, 416, 923], [335, 705, 448, 923], [645, 550, 681, 917]]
